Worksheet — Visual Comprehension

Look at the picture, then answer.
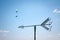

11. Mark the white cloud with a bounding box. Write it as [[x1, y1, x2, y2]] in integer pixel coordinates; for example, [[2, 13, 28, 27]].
[[0, 30, 10, 33], [53, 9, 60, 13], [57, 34, 60, 36]]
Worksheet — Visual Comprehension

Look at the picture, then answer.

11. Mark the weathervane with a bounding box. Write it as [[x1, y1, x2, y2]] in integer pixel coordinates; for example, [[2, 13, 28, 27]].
[[16, 9, 52, 40]]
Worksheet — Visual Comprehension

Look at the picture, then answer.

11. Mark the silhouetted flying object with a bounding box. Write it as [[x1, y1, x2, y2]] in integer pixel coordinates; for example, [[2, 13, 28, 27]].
[[16, 15, 18, 17], [16, 9, 18, 13], [16, 9, 18, 17]]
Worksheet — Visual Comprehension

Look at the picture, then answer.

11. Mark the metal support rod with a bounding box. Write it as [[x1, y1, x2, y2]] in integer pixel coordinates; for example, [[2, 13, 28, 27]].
[[34, 25, 36, 40]]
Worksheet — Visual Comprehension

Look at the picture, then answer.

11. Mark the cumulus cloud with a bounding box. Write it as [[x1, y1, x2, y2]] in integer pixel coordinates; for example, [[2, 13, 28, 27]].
[[0, 30, 10, 33], [53, 9, 60, 13]]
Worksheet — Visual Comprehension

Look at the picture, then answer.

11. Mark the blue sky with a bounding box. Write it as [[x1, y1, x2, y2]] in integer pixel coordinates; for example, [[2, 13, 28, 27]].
[[0, 0, 60, 40]]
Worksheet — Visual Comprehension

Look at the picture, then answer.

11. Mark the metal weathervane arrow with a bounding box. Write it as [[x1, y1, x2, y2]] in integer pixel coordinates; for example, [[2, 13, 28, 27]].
[[18, 17, 52, 40]]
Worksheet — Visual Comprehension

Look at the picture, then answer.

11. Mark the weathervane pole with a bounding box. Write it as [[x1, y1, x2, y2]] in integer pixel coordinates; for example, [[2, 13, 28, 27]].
[[34, 25, 36, 40]]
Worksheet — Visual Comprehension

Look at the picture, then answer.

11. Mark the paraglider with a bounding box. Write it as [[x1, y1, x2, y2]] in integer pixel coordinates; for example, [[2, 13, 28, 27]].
[[16, 9, 18, 17], [16, 9, 18, 13]]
